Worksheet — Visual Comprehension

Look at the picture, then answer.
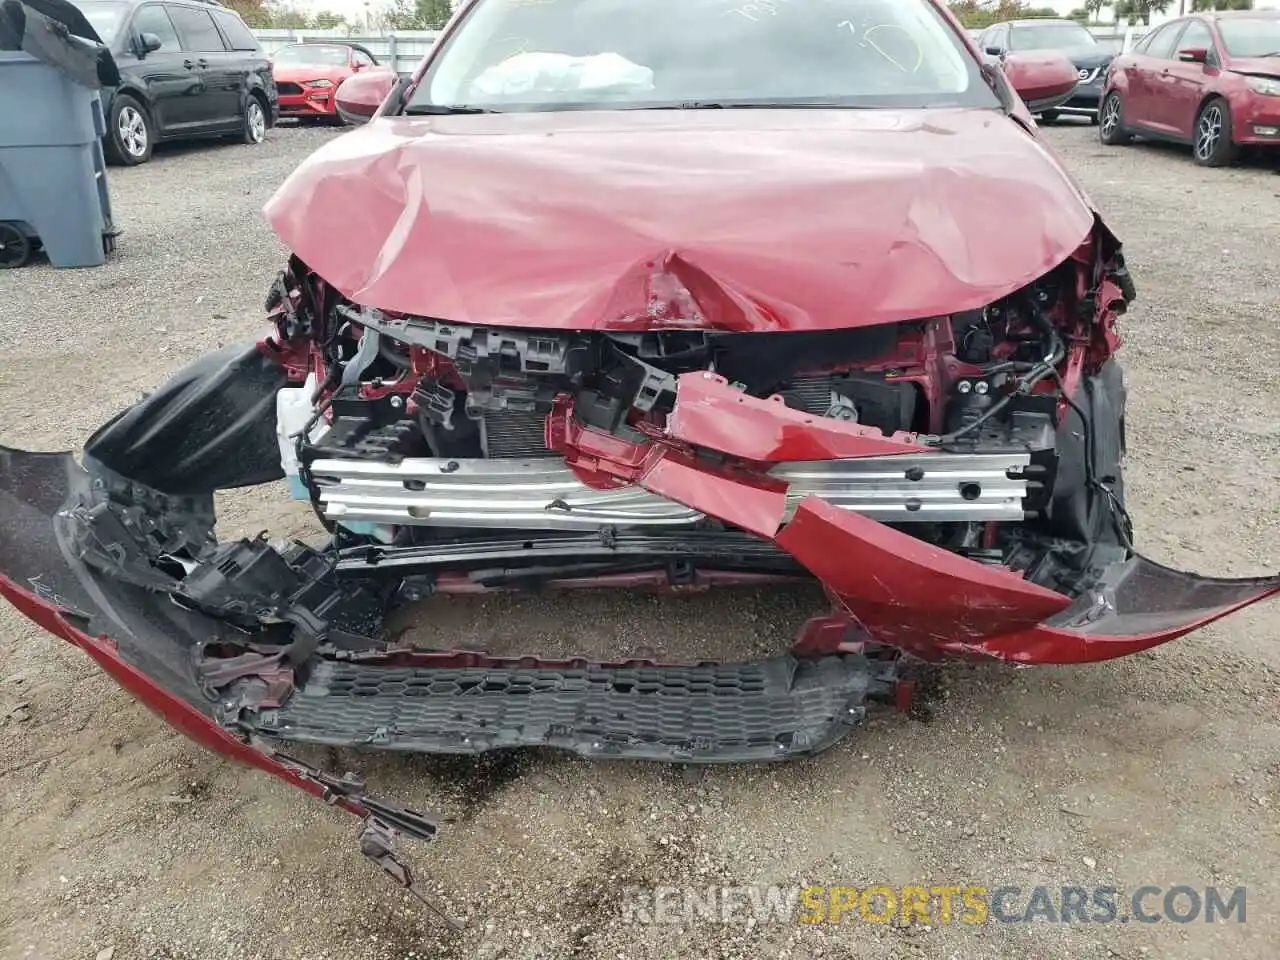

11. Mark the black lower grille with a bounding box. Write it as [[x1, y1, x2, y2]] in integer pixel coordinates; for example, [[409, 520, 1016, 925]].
[[240, 655, 885, 762]]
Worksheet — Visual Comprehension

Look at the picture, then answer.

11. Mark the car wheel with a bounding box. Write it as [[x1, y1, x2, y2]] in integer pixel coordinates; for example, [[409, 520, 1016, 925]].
[[105, 94, 153, 165], [1039, 109, 1060, 123], [0, 222, 31, 269], [241, 96, 268, 145], [1098, 92, 1131, 146], [1193, 97, 1237, 167]]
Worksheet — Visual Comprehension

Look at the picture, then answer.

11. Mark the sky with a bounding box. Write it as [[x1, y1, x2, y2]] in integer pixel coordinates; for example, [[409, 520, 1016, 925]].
[[288, 0, 1280, 33]]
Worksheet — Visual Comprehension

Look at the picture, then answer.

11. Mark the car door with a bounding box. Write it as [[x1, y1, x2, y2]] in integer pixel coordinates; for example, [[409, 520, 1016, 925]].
[[1130, 20, 1187, 133], [1162, 19, 1219, 140], [211, 9, 271, 127], [165, 4, 234, 128], [122, 3, 201, 133]]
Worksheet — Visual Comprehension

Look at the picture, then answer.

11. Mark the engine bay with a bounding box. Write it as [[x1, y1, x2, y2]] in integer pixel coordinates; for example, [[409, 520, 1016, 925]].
[[215, 248, 1131, 600]]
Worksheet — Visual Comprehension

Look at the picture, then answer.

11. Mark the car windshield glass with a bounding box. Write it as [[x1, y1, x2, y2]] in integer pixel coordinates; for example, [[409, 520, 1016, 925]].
[[1217, 19, 1280, 57], [71, 0, 127, 43], [1010, 21, 1097, 51], [410, 0, 995, 113], [273, 44, 351, 65]]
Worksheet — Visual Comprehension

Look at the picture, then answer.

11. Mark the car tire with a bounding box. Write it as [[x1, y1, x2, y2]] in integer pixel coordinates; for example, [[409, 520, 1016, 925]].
[[1193, 97, 1237, 167], [105, 94, 153, 166], [1098, 92, 1131, 146], [1039, 109, 1060, 123], [241, 94, 268, 145], [0, 222, 32, 269]]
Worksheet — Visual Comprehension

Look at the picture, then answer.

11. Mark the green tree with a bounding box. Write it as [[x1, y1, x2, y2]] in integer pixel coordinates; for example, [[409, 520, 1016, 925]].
[[1190, 0, 1254, 10], [222, 0, 271, 27], [947, 1, 1066, 29], [1114, 0, 1173, 24], [413, 0, 454, 29], [264, 3, 310, 28], [310, 8, 347, 28], [381, 0, 421, 29], [379, 0, 451, 29]]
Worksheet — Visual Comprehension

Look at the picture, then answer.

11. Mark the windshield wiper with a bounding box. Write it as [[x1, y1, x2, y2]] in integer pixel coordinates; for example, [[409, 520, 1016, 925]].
[[403, 104, 498, 115]]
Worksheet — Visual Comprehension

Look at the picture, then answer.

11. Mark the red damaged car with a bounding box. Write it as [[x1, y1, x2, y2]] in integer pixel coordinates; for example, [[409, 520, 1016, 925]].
[[1, 0, 1276, 859], [271, 41, 390, 123]]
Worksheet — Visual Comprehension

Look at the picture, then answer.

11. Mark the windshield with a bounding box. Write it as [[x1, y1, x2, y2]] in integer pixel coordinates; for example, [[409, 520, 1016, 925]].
[[1009, 21, 1097, 52], [273, 44, 352, 66], [410, 0, 994, 113], [72, 0, 127, 43], [1217, 19, 1280, 58]]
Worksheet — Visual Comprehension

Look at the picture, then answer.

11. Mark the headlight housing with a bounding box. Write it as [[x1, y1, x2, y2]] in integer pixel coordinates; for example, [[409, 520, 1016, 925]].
[[1245, 75, 1280, 96], [302, 79, 335, 89]]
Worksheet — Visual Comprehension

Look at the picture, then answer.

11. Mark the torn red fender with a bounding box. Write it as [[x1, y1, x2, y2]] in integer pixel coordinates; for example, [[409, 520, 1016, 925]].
[[665, 372, 930, 461], [0, 573, 365, 819]]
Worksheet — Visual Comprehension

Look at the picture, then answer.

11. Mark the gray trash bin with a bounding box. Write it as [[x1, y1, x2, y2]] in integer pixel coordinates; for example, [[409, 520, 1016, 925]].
[[0, 49, 117, 268]]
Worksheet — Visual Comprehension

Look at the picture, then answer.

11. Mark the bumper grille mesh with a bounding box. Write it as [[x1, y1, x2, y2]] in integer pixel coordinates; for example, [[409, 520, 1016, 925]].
[[243, 655, 877, 761]]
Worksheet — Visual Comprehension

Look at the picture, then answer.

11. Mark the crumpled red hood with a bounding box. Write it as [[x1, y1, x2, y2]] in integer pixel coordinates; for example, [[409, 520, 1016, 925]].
[[264, 107, 1097, 331]]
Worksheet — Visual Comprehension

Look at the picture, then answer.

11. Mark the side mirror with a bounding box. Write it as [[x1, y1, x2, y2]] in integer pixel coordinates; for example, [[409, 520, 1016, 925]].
[[138, 32, 163, 55], [351, 60, 366, 72], [334, 70, 396, 126], [1000, 51, 1079, 114], [985, 46, 1003, 57], [1178, 47, 1208, 64]]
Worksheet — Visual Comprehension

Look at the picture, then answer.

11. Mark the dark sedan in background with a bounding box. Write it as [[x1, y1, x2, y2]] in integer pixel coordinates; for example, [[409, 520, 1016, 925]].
[[72, 0, 278, 164], [979, 18, 1114, 122]]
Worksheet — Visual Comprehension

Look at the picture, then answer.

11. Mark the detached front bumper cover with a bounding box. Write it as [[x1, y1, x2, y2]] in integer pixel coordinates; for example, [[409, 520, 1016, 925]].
[[0, 358, 1277, 843], [2, 350, 1280, 808]]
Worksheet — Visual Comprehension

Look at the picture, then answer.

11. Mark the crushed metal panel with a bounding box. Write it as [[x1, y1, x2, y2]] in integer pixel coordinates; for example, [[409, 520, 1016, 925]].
[[664, 372, 930, 461]]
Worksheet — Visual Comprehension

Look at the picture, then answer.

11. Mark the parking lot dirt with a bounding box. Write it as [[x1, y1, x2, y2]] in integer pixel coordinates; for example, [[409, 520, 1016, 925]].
[[0, 123, 1277, 960]]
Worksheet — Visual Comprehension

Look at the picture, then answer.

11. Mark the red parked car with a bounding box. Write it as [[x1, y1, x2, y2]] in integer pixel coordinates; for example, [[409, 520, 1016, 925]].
[[271, 41, 392, 123], [1100, 10, 1280, 166]]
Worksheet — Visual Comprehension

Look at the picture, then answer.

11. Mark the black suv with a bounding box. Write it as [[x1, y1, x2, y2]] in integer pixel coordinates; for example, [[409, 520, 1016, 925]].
[[72, 0, 278, 164]]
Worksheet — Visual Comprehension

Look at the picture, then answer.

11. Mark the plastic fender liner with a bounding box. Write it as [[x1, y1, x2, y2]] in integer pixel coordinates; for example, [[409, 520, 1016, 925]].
[[83, 341, 290, 495]]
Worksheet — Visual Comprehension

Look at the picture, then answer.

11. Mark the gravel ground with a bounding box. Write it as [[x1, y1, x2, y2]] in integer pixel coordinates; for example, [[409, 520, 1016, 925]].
[[0, 121, 1278, 960]]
